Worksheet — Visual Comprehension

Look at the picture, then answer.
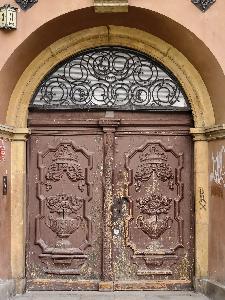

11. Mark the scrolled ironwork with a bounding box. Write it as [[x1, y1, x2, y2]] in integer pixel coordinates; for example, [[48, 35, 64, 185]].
[[30, 47, 190, 111]]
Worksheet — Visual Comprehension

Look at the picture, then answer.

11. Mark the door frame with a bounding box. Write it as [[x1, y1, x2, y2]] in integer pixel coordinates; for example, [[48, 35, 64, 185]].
[[5, 26, 213, 293]]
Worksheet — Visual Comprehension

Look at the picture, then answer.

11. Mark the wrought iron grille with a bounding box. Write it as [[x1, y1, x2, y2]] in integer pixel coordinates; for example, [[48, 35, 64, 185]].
[[30, 47, 190, 111]]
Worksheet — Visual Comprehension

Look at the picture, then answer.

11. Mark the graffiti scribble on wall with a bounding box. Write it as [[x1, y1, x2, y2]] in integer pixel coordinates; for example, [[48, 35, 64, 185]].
[[210, 146, 225, 186], [0, 139, 6, 162]]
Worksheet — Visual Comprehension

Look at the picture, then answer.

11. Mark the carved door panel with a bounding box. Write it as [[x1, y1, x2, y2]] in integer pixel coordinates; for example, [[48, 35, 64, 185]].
[[27, 112, 194, 291], [26, 132, 104, 290], [112, 126, 194, 290]]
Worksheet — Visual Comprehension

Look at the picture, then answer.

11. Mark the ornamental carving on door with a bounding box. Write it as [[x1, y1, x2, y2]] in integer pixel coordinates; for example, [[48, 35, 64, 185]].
[[125, 141, 184, 275], [44, 143, 85, 191], [136, 193, 173, 240], [134, 145, 175, 191], [36, 141, 93, 274]]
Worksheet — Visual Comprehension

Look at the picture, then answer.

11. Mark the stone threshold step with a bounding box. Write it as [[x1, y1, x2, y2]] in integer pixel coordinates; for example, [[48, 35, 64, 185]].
[[13, 291, 209, 300]]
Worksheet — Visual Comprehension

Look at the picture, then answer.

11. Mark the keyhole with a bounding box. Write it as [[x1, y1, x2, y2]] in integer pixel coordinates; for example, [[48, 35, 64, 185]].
[[3, 176, 7, 195]]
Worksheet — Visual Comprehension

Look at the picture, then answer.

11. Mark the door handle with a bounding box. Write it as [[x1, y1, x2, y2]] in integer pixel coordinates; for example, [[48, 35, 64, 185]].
[[112, 195, 129, 236]]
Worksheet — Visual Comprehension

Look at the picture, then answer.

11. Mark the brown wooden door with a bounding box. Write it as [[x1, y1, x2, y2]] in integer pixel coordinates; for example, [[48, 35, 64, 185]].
[[112, 113, 194, 290], [26, 111, 194, 291], [26, 115, 104, 290]]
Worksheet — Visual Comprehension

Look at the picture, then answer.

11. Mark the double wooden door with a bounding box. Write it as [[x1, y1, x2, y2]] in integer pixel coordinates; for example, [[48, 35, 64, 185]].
[[26, 111, 194, 291]]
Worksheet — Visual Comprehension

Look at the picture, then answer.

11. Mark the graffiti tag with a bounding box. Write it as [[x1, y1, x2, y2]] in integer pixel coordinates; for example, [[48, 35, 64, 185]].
[[0, 139, 6, 162], [210, 146, 225, 187], [199, 187, 207, 210]]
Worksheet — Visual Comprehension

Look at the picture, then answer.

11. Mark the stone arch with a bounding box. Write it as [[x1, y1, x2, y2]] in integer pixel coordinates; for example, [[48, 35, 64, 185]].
[[6, 26, 214, 128], [6, 26, 214, 291]]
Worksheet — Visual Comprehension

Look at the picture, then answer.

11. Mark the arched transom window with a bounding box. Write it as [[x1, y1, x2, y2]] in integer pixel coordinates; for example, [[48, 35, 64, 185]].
[[30, 47, 190, 111]]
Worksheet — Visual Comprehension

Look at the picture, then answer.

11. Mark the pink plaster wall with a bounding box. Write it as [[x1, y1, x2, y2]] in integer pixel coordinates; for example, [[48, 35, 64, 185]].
[[0, 0, 224, 72], [0, 0, 224, 124], [209, 140, 225, 285], [0, 0, 91, 71], [130, 0, 225, 74], [0, 139, 11, 279]]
